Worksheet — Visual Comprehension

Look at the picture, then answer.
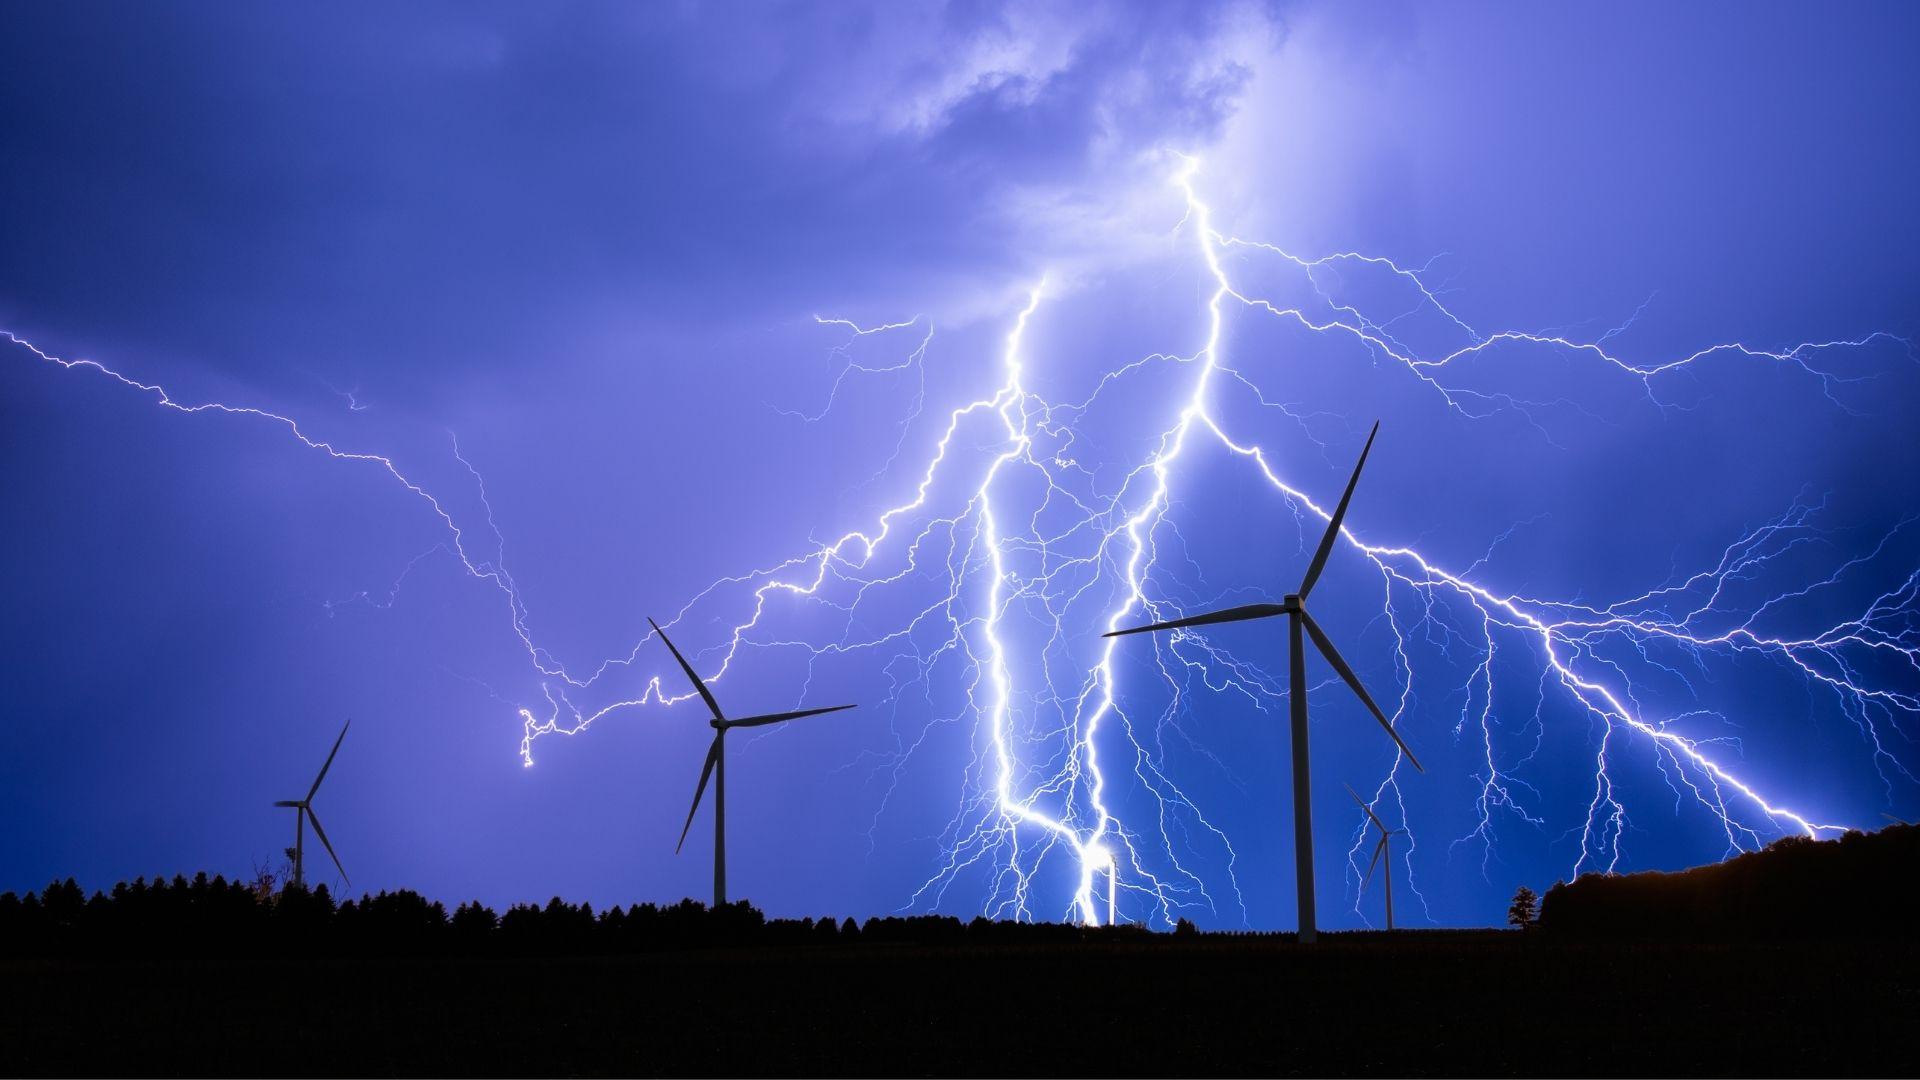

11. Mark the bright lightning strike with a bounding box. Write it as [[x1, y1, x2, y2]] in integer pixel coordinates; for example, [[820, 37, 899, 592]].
[[6, 155, 1915, 930]]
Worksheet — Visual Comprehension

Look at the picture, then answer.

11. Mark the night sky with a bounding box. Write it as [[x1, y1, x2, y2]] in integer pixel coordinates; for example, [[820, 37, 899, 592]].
[[4, 1, 1918, 928]]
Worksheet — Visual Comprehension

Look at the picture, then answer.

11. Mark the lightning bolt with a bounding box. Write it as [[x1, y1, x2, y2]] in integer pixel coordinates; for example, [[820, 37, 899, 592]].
[[7, 154, 1915, 929]]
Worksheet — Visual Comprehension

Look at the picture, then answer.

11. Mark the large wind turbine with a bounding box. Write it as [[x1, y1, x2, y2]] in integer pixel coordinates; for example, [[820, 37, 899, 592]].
[[1347, 783, 1406, 931], [651, 617, 856, 909], [1106, 421, 1422, 943], [273, 719, 350, 891]]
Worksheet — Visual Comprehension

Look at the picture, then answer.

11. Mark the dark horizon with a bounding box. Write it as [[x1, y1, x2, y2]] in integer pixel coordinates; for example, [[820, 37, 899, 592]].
[[5, 824, 1915, 1075]]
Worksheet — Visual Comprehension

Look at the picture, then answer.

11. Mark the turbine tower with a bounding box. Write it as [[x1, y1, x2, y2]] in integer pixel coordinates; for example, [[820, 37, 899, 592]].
[[652, 617, 856, 910], [1105, 422, 1422, 943], [1347, 783, 1405, 931], [273, 719, 350, 891]]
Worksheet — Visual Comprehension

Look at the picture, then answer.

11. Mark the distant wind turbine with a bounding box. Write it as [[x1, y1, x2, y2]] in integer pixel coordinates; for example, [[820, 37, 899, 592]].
[[651, 617, 856, 909], [1347, 783, 1406, 931], [1106, 422, 1423, 943], [273, 719, 350, 890]]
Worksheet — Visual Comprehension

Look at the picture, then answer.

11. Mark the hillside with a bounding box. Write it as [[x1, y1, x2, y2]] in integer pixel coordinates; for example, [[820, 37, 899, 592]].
[[1541, 822, 1920, 939]]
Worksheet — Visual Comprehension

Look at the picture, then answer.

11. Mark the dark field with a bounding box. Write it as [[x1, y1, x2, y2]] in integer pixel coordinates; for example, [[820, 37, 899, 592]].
[[4, 932, 1914, 1077]]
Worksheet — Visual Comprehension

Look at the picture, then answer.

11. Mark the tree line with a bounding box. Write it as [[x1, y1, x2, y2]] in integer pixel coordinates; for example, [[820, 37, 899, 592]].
[[0, 873, 1158, 956], [20, 820, 1898, 951]]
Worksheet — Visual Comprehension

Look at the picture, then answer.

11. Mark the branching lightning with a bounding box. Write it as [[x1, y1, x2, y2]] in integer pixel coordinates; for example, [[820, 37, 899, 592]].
[[7, 155, 1916, 928]]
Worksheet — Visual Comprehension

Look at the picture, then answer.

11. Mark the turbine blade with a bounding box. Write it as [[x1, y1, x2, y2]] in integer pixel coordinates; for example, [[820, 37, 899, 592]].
[[306, 719, 351, 802], [1300, 608, 1423, 771], [1343, 782, 1388, 832], [305, 806, 348, 886], [1365, 834, 1387, 886], [650, 617, 725, 722], [1102, 603, 1290, 638], [727, 703, 857, 730], [676, 737, 721, 854], [1297, 421, 1378, 601]]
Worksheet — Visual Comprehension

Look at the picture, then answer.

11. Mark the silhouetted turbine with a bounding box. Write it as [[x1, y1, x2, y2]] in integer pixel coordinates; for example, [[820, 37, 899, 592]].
[[652, 617, 856, 909], [1106, 421, 1422, 943], [272, 719, 350, 890], [1347, 783, 1406, 931]]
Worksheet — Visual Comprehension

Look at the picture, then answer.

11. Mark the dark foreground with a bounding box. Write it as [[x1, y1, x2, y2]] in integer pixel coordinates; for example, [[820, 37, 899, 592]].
[[3, 932, 1914, 1077]]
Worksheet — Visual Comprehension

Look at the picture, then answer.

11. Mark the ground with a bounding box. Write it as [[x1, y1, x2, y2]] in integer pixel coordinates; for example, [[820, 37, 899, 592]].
[[3, 932, 1914, 1076]]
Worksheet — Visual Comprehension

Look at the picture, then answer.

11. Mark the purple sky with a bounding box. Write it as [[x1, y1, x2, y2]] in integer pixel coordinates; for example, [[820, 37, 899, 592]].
[[3, 1, 1918, 928]]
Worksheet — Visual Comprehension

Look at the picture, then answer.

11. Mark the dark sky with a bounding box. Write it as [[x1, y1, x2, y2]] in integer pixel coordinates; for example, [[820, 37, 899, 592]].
[[3, 1, 1918, 928]]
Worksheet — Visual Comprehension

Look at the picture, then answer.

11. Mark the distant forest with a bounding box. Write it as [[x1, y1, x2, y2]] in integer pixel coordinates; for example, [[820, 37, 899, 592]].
[[1541, 821, 1919, 939], [0, 874, 1165, 956], [5, 823, 1911, 953]]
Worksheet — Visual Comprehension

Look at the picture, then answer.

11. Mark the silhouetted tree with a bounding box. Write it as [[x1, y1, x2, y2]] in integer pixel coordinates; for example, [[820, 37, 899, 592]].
[[248, 861, 281, 904], [1508, 885, 1538, 929], [43, 878, 86, 929]]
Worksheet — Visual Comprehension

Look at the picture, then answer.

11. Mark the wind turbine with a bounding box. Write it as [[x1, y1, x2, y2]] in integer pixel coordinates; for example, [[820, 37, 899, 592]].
[[1105, 422, 1423, 943], [651, 617, 856, 910], [273, 719, 350, 891], [1347, 783, 1405, 931]]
